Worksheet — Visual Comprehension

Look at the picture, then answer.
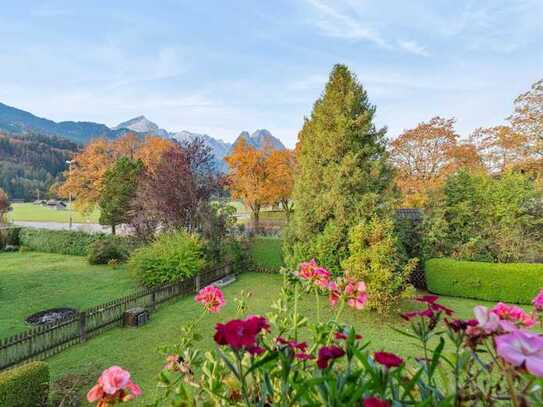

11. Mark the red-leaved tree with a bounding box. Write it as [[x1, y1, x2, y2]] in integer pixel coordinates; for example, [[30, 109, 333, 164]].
[[133, 138, 224, 235]]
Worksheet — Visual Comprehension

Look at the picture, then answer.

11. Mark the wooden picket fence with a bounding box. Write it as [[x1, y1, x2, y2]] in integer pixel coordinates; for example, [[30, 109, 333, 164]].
[[0, 265, 232, 370]]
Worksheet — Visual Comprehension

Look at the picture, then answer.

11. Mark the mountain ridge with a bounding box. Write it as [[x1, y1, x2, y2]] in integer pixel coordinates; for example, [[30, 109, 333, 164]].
[[0, 101, 287, 171]]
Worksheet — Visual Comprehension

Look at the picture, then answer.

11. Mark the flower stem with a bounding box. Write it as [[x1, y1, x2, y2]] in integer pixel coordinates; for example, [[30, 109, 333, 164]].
[[505, 368, 519, 407], [315, 290, 320, 324], [294, 285, 299, 340]]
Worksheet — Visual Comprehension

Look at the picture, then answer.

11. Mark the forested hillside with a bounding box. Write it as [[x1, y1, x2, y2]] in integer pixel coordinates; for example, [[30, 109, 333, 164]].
[[0, 132, 79, 200]]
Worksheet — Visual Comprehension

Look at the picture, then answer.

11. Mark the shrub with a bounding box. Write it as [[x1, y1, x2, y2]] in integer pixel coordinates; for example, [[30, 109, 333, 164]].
[[423, 170, 543, 263], [128, 231, 205, 287], [249, 237, 284, 273], [342, 217, 416, 313], [87, 236, 136, 265], [0, 227, 21, 250], [18, 229, 102, 256], [0, 361, 49, 406], [221, 237, 251, 272], [425, 258, 543, 304]]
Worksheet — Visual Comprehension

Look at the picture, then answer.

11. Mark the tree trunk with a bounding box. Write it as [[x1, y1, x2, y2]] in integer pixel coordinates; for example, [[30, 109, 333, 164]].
[[252, 209, 260, 232], [111, 224, 116, 235]]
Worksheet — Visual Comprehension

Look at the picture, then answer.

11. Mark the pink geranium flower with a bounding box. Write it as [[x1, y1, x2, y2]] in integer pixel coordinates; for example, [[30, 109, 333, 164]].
[[491, 302, 535, 329], [195, 285, 225, 313], [297, 260, 332, 289], [533, 289, 543, 312], [344, 281, 368, 310], [496, 330, 543, 377], [87, 366, 142, 405], [313, 267, 331, 288], [328, 281, 341, 307], [298, 259, 318, 280]]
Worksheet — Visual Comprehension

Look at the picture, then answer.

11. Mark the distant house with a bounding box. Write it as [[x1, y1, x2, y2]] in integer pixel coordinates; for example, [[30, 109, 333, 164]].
[[43, 199, 67, 211]]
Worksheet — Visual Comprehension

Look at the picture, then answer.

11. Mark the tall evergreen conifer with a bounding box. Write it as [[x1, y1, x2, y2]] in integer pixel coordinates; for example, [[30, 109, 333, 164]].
[[284, 64, 394, 272]]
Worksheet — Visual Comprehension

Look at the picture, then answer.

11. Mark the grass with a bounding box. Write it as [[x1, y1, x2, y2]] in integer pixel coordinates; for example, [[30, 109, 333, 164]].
[[250, 237, 284, 271], [9, 203, 100, 224], [45, 272, 501, 405], [0, 252, 137, 337]]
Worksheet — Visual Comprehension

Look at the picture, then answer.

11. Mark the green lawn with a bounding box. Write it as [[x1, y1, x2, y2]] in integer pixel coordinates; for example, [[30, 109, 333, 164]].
[[45, 272, 500, 405], [250, 237, 284, 271], [0, 252, 137, 337], [9, 203, 100, 223]]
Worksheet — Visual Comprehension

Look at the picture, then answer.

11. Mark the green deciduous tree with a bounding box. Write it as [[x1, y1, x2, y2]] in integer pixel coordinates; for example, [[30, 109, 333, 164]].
[[284, 64, 394, 272], [0, 188, 10, 224], [423, 170, 543, 263], [98, 157, 143, 235]]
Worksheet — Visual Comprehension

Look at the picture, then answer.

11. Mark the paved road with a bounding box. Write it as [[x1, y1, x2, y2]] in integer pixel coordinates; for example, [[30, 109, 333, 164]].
[[14, 221, 112, 234]]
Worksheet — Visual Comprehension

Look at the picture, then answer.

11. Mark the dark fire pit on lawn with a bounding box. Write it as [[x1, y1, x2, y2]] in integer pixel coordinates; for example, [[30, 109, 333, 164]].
[[25, 308, 78, 326]]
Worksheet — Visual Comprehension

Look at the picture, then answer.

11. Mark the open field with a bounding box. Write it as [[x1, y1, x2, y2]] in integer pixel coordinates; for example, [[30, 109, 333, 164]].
[[44, 272, 499, 405], [8, 201, 286, 225], [0, 252, 137, 337], [9, 203, 100, 224]]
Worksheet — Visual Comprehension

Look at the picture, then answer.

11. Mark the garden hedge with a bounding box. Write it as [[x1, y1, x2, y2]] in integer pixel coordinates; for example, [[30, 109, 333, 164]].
[[0, 227, 21, 250], [425, 258, 543, 304], [249, 237, 284, 273], [0, 361, 49, 406], [128, 230, 205, 287], [19, 228, 105, 256]]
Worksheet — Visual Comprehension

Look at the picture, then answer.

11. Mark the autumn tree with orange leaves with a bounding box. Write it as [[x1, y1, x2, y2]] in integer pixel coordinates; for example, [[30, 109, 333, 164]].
[[469, 126, 526, 173], [390, 117, 482, 207], [266, 149, 296, 221], [57, 133, 175, 212], [224, 139, 275, 228]]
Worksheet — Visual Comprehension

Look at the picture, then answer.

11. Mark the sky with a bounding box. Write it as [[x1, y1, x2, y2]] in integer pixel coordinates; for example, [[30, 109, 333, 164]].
[[0, 0, 542, 148]]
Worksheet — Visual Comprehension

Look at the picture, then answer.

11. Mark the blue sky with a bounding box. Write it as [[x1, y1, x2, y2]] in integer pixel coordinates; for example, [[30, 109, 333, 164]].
[[0, 1, 542, 147]]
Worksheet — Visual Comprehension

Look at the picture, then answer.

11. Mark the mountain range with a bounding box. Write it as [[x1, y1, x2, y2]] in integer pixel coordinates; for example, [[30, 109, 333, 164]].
[[0, 102, 286, 171]]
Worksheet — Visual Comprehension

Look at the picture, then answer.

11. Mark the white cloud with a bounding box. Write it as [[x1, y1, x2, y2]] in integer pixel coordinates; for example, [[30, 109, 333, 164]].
[[303, 0, 432, 57], [303, 0, 390, 48], [397, 40, 430, 57]]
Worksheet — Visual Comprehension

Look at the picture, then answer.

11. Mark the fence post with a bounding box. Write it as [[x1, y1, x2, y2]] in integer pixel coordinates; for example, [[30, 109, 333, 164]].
[[151, 290, 156, 312], [80, 312, 87, 343], [195, 274, 201, 292]]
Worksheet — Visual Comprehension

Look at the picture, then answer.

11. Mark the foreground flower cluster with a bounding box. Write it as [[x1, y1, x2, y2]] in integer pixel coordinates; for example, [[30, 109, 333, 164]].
[[298, 258, 368, 312], [89, 264, 543, 406], [87, 366, 141, 406]]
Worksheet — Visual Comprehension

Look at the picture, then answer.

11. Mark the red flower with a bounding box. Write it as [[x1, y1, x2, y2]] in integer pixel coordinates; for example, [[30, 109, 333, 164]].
[[214, 316, 269, 352], [364, 396, 391, 407], [430, 302, 454, 316], [446, 318, 478, 332], [374, 351, 404, 368], [416, 295, 439, 304], [400, 308, 435, 320], [277, 336, 307, 352], [295, 352, 314, 361], [335, 331, 362, 340], [316, 345, 345, 369]]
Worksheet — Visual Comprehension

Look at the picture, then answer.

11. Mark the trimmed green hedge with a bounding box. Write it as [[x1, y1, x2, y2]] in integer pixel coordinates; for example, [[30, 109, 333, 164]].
[[425, 258, 543, 304], [0, 361, 49, 406], [249, 237, 284, 273], [19, 229, 104, 256]]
